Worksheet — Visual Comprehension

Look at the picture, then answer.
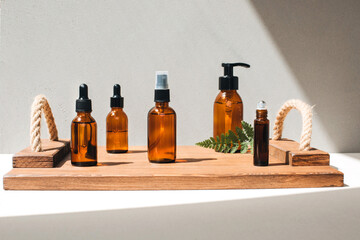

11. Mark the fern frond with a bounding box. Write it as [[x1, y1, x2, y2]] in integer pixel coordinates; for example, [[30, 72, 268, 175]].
[[195, 121, 254, 154], [242, 121, 254, 139]]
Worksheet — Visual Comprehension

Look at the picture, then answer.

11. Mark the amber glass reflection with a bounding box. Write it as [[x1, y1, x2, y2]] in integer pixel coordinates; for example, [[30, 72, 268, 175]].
[[254, 110, 269, 166], [71, 112, 97, 166], [213, 90, 243, 138], [147, 102, 176, 163], [106, 107, 128, 153]]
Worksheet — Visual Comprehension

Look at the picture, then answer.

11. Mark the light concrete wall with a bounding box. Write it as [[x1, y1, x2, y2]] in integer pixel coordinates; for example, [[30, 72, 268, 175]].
[[0, 0, 359, 153]]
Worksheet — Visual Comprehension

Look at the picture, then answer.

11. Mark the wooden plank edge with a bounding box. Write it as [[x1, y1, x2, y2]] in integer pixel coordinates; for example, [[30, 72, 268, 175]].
[[12, 140, 70, 168], [269, 140, 329, 166], [3, 173, 344, 190], [291, 153, 330, 166]]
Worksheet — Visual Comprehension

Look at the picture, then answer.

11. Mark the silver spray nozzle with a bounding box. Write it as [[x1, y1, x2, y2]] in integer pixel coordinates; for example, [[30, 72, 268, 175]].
[[257, 100, 267, 110], [155, 71, 169, 89]]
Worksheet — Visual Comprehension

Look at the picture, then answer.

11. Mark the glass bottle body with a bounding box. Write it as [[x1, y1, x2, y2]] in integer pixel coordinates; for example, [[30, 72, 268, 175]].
[[106, 107, 128, 153], [147, 102, 176, 163], [254, 110, 269, 166], [213, 90, 243, 138], [71, 112, 97, 166]]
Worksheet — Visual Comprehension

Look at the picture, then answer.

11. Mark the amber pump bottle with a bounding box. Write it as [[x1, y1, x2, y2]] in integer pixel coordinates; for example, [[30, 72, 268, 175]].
[[214, 62, 250, 139], [71, 84, 97, 166], [147, 71, 176, 163], [106, 84, 128, 153], [253, 101, 269, 166]]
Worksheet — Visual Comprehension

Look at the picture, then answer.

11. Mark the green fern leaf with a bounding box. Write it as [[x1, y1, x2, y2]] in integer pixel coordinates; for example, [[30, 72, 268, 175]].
[[250, 139, 254, 154], [242, 121, 254, 139], [195, 121, 254, 154], [228, 130, 238, 143], [235, 126, 248, 142], [240, 142, 249, 153], [230, 143, 239, 153]]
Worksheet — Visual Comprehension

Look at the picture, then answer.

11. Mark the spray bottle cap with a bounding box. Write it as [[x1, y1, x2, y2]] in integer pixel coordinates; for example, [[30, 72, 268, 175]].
[[154, 71, 170, 102], [111, 84, 124, 108], [219, 62, 250, 90], [257, 100, 267, 110], [76, 84, 92, 112]]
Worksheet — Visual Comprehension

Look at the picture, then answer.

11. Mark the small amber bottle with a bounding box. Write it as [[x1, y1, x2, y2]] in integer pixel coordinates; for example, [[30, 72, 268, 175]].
[[71, 84, 97, 166], [106, 84, 128, 153], [147, 71, 176, 163], [214, 63, 250, 138], [253, 101, 269, 166]]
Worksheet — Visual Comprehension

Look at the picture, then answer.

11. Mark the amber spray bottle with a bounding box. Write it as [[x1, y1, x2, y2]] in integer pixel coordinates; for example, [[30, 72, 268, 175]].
[[106, 84, 128, 153], [147, 71, 176, 163], [253, 101, 269, 166], [71, 84, 97, 166], [214, 63, 250, 139]]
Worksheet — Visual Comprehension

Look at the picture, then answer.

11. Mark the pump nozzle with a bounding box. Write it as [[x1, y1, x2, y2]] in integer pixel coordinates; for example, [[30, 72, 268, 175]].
[[155, 71, 169, 89], [111, 84, 124, 108], [222, 63, 250, 76], [76, 83, 92, 112], [154, 71, 170, 102], [219, 62, 250, 90]]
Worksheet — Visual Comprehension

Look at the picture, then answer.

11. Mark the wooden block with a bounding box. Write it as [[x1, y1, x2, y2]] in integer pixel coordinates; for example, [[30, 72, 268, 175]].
[[13, 139, 70, 168], [4, 146, 343, 190], [269, 139, 330, 166]]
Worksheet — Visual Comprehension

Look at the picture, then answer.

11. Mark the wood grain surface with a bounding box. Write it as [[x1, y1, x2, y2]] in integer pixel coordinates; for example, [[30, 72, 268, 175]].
[[269, 139, 330, 166], [12, 139, 70, 168], [4, 146, 343, 190]]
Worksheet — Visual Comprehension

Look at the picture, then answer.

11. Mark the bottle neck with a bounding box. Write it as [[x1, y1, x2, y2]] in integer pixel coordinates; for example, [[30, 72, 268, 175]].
[[221, 90, 237, 93], [155, 102, 169, 108], [256, 109, 268, 119], [111, 107, 123, 111], [77, 112, 91, 117]]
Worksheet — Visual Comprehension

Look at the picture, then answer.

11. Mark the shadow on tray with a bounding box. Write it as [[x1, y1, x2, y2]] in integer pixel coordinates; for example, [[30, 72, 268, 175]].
[[98, 162, 133, 166], [176, 158, 217, 163]]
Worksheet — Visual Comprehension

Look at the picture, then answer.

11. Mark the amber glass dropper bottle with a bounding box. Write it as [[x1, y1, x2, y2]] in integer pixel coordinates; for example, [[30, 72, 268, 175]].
[[71, 84, 97, 167], [106, 84, 128, 153], [147, 71, 176, 163], [214, 63, 250, 139], [253, 101, 269, 166]]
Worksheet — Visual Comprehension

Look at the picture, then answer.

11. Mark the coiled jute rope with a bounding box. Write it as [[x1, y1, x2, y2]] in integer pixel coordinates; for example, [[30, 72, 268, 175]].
[[30, 95, 58, 152], [273, 99, 313, 151]]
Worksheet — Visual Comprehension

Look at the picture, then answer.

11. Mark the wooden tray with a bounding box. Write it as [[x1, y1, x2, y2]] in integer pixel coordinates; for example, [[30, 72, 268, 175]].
[[3, 146, 343, 190]]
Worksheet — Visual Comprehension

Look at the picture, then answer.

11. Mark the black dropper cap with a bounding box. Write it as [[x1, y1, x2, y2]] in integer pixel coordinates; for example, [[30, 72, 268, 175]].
[[76, 84, 92, 112], [219, 62, 250, 90], [111, 84, 124, 108]]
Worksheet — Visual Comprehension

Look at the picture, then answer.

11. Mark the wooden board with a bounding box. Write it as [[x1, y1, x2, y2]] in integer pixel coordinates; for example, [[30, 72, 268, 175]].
[[4, 146, 343, 190], [269, 139, 330, 166], [13, 139, 70, 168]]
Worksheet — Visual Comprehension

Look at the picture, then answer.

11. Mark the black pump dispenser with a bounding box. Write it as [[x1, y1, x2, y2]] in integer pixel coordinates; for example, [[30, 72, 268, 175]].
[[76, 84, 92, 112], [111, 84, 124, 108], [219, 63, 250, 90]]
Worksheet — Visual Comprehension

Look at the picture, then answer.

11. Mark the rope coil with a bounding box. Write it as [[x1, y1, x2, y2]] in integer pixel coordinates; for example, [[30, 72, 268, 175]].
[[30, 95, 58, 152], [273, 99, 313, 151]]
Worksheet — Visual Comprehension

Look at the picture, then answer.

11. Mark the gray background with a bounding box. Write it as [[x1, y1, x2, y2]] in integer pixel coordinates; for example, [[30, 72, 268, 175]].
[[0, 0, 359, 153]]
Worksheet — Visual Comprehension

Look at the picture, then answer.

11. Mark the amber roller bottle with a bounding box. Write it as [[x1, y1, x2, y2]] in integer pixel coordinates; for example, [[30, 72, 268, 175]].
[[253, 101, 269, 166], [71, 84, 97, 167], [147, 71, 176, 163], [106, 84, 128, 153], [214, 63, 250, 138]]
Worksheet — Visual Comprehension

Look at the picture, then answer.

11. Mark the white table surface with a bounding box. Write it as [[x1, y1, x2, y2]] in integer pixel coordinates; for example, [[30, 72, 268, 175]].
[[1, 153, 360, 240], [0, 153, 359, 218]]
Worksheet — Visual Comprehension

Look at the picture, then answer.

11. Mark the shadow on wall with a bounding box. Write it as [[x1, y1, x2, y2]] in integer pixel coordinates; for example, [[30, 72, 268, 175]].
[[251, 0, 360, 152]]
